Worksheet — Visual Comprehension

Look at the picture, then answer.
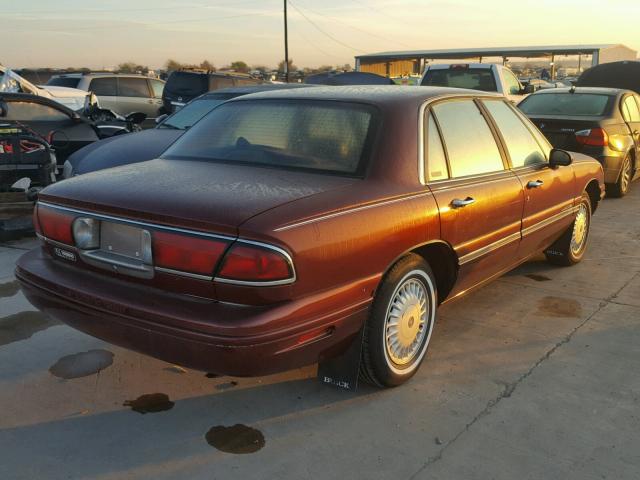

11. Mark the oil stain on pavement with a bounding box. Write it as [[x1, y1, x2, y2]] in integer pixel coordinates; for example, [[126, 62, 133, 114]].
[[205, 424, 265, 454], [537, 296, 583, 318], [123, 393, 175, 414], [0, 279, 21, 298], [525, 273, 551, 282], [49, 349, 114, 379], [0, 311, 60, 347]]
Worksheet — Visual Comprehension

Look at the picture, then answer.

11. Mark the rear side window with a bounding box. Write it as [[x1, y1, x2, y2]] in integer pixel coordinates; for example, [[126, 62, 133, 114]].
[[519, 93, 612, 116], [502, 69, 521, 95], [4, 101, 69, 121], [165, 72, 207, 96], [422, 68, 497, 92], [431, 100, 504, 178], [160, 96, 235, 129], [89, 77, 117, 96], [162, 100, 376, 175], [623, 96, 640, 122], [47, 77, 81, 88], [149, 79, 165, 99], [484, 100, 547, 168], [425, 114, 449, 181], [118, 78, 150, 98]]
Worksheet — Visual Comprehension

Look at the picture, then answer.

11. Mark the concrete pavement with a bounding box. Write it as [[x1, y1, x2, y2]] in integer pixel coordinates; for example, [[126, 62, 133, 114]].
[[0, 187, 638, 480]]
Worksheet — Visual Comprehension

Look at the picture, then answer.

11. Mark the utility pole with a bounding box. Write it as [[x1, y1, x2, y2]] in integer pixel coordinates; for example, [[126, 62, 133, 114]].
[[284, 0, 289, 82]]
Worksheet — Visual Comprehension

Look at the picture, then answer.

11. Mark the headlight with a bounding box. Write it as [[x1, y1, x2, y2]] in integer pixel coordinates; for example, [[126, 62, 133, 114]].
[[62, 160, 74, 179], [73, 217, 100, 249]]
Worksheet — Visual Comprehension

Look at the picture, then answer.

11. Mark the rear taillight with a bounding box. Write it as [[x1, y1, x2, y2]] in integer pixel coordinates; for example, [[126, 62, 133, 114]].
[[217, 243, 294, 283], [575, 128, 609, 147], [153, 231, 229, 276], [37, 205, 74, 244]]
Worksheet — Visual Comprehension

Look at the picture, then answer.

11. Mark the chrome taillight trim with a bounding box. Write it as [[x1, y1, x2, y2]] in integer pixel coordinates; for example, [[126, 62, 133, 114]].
[[37, 202, 297, 286]]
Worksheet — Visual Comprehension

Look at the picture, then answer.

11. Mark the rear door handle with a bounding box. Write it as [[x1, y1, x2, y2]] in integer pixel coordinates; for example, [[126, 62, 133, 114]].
[[451, 197, 475, 208], [527, 180, 544, 188]]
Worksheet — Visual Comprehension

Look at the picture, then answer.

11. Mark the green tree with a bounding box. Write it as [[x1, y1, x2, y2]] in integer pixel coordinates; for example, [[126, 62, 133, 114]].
[[228, 61, 249, 73], [165, 59, 183, 71], [200, 60, 215, 71], [277, 59, 297, 73], [117, 62, 148, 74]]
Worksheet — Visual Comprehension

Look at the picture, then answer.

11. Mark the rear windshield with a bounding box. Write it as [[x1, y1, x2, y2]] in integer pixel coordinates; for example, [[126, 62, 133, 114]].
[[165, 72, 207, 96], [46, 77, 81, 88], [519, 93, 612, 116], [162, 100, 377, 175], [421, 68, 497, 92], [159, 95, 237, 130]]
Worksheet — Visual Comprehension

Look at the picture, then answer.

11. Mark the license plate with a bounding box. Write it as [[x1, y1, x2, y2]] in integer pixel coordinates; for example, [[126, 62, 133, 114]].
[[100, 222, 151, 262]]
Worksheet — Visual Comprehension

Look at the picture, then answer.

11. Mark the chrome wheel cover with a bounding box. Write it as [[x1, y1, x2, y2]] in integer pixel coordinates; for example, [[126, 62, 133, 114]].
[[621, 157, 631, 193], [384, 275, 431, 368], [570, 203, 589, 256]]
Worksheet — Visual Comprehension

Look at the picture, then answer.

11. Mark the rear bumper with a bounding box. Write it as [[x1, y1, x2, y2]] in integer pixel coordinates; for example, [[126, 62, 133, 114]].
[[16, 248, 370, 376]]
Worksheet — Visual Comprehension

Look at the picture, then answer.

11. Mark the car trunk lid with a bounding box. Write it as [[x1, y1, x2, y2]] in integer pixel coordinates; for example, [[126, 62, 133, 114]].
[[528, 115, 606, 151]]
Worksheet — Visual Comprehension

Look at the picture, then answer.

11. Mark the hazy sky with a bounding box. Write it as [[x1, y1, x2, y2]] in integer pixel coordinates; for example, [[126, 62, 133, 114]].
[[2, 0, 639, 69]]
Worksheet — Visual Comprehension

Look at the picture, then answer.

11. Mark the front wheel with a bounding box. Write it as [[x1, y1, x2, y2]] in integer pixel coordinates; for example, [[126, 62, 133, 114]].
[[360, 254, 437, 388], [607, 154, 632, 198], [545, 192, 592, 266]]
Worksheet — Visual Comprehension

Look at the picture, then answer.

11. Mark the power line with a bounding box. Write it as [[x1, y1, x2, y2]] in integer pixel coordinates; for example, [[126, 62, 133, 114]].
[[349, 0, 414, 27], [289, 21, 338, 60], [296, 1, 414, 49], [287, 0, 364, 53]]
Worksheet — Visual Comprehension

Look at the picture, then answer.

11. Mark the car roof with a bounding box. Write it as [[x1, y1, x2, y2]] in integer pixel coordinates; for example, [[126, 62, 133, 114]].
[[427, 63, 494, 70], [225, 85, 501, 108], [528, 86, 629, 96], [55, 73, 158, 79]]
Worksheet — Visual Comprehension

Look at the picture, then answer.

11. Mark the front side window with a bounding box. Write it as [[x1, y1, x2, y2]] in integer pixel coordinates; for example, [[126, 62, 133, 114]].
[[3, 101, 69, 121], [431, 100, 504, 178], [422, 68, 497, 92], [162, 100, 376, 175], [483, 100, 547, 168], [623, 96, 640, 122], [89, 77, 117, 96], [425, 114, 449, 181], [502, 69, 522, 95], [149, 79, 165, 99], [519, 93, 612, 116], [117, 78, 150, 98]]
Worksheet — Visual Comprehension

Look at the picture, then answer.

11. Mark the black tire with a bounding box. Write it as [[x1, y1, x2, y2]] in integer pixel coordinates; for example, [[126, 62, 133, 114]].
[[360, 254, 437, 388], [545, 192, 592, 266], [607, 153, 632, 198]]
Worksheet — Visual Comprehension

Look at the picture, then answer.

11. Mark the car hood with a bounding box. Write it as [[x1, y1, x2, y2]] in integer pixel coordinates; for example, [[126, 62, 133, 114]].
[[39, 85, 87, 98], [69, 128, 184, 175], [40, 159, 355, 235]]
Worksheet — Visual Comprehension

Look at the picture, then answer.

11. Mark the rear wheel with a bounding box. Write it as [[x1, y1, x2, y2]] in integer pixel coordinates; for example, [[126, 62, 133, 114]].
[[545, 192, 591, 266], [360, 254, 437, 388], [607, 154, 632, 198]]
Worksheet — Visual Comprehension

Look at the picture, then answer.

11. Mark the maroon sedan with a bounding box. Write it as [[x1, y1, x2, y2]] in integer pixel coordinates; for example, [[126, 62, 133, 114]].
[[17, 87, 605, 387]]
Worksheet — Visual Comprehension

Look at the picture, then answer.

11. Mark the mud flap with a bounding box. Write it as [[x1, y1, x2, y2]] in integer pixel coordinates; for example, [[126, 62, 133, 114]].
[[317, 328, 365, 391]]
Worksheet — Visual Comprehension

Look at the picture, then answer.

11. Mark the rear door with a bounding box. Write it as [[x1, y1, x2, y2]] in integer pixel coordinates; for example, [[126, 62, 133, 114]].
[[116, 77, 155, 117], [483, 99, 575, 256], [426, 98, 524, 295], [622, 95, 640, 161]]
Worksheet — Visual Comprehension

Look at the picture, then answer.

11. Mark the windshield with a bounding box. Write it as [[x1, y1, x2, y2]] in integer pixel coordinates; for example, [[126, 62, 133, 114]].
[[47, 77, 81, 88], [0, 69, 35, 94], [519, 93, 612, 116], [421, 68, 497, 92], [162, 100, 376, 175], [159, 95, 236, 130]]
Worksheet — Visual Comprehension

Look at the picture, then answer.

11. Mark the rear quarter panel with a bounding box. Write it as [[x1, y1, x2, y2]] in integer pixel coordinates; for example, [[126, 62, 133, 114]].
[[570, 153, 605, 204]]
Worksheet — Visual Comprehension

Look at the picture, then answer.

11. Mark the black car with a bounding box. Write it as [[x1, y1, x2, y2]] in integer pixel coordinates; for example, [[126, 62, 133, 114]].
[[577, 61, 640, 95], [519, 87, 640, 197], [304, 71, 395, 85], [161, 71, 261, 114], [65, 84, 313, 177]]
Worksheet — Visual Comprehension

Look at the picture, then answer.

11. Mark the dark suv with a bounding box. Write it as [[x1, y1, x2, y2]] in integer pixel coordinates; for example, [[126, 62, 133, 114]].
[[162, 71, 261, 114]]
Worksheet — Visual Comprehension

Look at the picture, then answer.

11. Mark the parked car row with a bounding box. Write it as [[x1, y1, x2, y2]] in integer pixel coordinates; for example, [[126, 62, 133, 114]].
[[17, 84, 606, 389]]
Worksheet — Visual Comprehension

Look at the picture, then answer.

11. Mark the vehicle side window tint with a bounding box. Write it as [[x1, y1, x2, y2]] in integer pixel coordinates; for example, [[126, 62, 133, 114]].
[[624, 96, 640, 122], [117, 78, 150, 98], [150, 79, 164, 99], [431, 100, 504, 178], [483, 99, 547, 168], [425, 114, 449, 181], [3, 101, 69, 121], [89, 77, 117, 96], [503, 69, 521, 95]]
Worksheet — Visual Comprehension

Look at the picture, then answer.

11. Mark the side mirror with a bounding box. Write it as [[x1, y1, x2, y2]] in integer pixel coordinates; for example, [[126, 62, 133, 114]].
[[126, 112, 147, 125], [155, 113, 168, 125], [549, 149, 572, 168], [523, 84, 535, 94]]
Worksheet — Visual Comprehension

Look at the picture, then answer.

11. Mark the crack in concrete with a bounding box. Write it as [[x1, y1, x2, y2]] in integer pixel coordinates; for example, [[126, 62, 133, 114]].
[[408, 273, 639, 479]]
